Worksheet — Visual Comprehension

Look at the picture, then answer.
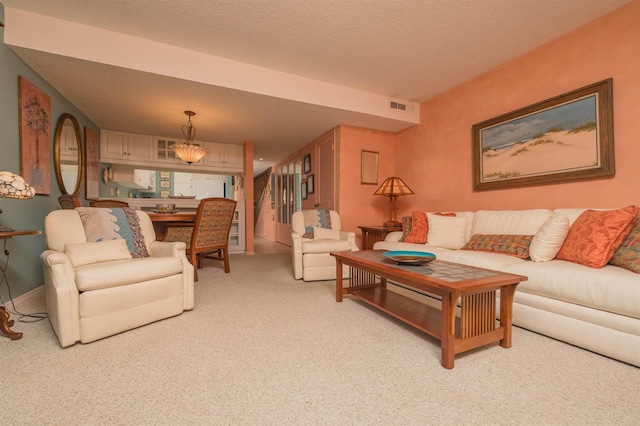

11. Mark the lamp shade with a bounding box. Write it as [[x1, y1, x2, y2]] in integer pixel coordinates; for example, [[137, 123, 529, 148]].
[[374, 176, 414, 227], [171, 110, 209, 164], [373, 176, 415, 197], [0, 171, 36, 199]]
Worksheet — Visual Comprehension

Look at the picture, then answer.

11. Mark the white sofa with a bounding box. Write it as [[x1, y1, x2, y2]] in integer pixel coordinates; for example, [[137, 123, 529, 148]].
[[373, 208, 640, 367], [41, 209, 195, 347]]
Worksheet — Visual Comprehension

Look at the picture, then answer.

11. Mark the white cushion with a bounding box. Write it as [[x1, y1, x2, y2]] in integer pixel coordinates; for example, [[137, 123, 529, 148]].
[[530, 212, 570, 262], [471, 209, 552, 235], [74, 257, 184, 291], [64, 239, 132, 267], [426, 214, 468, 249], [313, 227, 341, 240]]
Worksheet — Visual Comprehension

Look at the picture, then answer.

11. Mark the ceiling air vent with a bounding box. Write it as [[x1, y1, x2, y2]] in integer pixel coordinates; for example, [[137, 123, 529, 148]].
[[390, 101, 406, 111]]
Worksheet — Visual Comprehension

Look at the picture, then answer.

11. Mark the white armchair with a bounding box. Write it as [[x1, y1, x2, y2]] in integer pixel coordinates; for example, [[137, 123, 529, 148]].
[[291, 209, 359, 281], [41, 208, 194, 347]]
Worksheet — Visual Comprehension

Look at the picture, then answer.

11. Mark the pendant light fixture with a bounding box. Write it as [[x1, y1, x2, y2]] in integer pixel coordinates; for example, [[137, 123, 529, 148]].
[[171, 110, 209, 164]]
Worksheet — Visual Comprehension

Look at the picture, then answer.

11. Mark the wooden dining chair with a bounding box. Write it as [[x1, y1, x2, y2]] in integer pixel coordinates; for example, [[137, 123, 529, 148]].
[[58, 194, 82, 209], [163, 197, 237, 281], [89, 200, 130, 208]]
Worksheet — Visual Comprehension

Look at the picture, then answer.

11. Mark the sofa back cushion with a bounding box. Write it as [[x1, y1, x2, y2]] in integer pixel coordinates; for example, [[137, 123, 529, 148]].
[[44, 210, 90, 252], [471, 209, 553, 236], [45, 209, 156, 255]]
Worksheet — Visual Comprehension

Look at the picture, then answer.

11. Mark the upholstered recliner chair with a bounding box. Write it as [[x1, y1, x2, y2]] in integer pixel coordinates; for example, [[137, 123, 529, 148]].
[[41, 208, 195, 347], [291, 209, 358, 281]]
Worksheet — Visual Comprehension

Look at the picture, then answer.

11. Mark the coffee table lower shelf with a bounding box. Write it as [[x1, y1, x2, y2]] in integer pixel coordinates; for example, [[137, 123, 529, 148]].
[[350, 286, 505, 358], [333, 250, 526, 369]]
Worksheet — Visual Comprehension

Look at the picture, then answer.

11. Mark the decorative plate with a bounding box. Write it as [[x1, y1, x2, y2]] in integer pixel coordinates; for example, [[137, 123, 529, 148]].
[[103, 168, 110, 183], [383, 251, 436, 265]]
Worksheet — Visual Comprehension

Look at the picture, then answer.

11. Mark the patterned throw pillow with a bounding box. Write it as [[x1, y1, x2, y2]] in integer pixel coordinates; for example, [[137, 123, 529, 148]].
[[404, 211, 428, 243], [462, 234, 534, 259], [556, 205, 639, 268], [399, 216, 412, 242], [403, 211, 456, 244], [609, 213, 640, 273]]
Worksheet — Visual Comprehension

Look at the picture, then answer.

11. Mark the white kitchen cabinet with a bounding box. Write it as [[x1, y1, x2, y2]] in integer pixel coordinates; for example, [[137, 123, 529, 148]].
[[60, 121, 80, 163], [228, 202, 245, 253], [101, 130, 153, 163], [204, 142, 243, 171]]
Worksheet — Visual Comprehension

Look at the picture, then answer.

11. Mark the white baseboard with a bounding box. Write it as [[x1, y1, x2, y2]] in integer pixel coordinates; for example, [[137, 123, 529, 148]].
[[1, 285, 44, 307]]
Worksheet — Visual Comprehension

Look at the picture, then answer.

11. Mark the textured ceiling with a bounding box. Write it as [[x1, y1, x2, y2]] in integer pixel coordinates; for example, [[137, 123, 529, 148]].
[[1, 0, 631, 174]]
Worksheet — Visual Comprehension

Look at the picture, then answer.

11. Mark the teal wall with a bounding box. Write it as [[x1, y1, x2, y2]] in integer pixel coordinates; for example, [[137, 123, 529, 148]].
[[0, 5, 99, 300]]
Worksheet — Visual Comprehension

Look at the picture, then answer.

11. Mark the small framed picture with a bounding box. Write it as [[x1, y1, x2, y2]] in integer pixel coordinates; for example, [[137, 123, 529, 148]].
[[301, 181, 307, 199], [160, 171, 171, 178], [160, 179, 171, 188], [307, 174, 314, 194], [303, 154, 311, 174], [160, 190, 170, 198]]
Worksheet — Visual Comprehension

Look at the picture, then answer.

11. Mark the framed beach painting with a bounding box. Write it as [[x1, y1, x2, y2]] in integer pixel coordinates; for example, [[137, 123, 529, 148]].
[[472, 79, 614, 191], [19, 76, 51, 195]]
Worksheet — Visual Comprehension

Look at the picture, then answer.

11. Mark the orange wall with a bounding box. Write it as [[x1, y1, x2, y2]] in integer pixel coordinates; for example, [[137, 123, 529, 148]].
[[337, 125, 397, 242], [395, 0, 640, 214]]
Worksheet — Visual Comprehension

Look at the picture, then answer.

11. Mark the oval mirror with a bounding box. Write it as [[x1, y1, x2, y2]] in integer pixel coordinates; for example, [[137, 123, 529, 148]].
[[54, 113, 84, 197]]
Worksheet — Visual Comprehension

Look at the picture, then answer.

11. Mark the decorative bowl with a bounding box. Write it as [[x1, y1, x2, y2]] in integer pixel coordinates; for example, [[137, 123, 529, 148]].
[[383, 251, 436, 265], [155, 203, 176, 213]]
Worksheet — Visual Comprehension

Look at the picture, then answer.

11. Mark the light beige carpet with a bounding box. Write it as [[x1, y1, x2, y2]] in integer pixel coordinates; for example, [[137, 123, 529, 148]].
[[2, 251, 639, 425]]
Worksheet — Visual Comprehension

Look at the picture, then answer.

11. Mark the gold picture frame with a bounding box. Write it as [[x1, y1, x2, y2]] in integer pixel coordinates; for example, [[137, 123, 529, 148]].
[[361, 150, 379, 185]]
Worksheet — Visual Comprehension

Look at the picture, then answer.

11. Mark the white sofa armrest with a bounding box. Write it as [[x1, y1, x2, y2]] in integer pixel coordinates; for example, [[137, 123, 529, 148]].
[[340, 231, 360, 251], [40, 250, 80, 347], [384, 231, 403, 242], [291, 232, 304, 279]]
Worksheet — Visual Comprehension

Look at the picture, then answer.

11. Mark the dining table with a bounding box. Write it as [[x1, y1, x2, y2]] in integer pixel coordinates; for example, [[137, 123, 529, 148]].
[[147, 212, 196, 240]]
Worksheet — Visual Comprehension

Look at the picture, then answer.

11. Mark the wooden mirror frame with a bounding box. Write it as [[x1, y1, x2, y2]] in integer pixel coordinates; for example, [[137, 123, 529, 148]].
[[54, 113, 84, 197]]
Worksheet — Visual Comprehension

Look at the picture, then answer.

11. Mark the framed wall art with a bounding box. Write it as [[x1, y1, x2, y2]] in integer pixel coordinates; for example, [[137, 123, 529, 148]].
[[160, 180, 171, 188], [307, 174, 314, 194], [303, 154, 311, 174], [361, 150, 379, 185], [160, 171, 171, 178], [472, 78, 614, 191], [301, 180, 307, 200], [19, 76, 51, 195], [84, 127, 100, 199]]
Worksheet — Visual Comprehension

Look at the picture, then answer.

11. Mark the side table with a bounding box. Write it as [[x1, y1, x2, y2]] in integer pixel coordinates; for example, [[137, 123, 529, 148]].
[[0, 229, 41, 340], [358, 225, 402, 250]]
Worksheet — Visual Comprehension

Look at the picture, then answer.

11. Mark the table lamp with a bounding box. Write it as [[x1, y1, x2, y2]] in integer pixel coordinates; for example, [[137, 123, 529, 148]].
[[374, 176, 414, 227], [0, 171, 36, 232]]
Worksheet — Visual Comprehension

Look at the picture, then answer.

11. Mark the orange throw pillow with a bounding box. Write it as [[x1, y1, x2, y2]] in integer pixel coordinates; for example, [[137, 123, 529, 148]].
[[403, 211, 456, 244], [404, 211, 428, 243], [556, 206, 639, 268]]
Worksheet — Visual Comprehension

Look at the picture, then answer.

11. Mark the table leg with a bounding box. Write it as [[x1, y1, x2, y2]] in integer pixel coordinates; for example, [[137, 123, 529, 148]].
[[499, 284, 517, 348], [335, 258, 344, 302], [0, 306, 23, 340], [440, 292, 457, 369]]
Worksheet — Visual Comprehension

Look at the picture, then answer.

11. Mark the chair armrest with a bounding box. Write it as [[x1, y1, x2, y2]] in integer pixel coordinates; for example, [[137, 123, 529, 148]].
[[340, 231, 360, 251], [149, 240, 187, 257], [291, 232, 303, 279], [148, 241, 194, 310], [40, 250, 80, 347]]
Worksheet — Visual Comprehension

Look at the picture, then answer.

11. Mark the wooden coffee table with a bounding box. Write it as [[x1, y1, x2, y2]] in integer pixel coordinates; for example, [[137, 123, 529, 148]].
[[332, 250, 527, 369]]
